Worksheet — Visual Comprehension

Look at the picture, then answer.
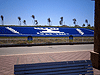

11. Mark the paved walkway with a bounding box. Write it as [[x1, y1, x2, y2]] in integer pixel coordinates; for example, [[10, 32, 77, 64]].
[[0, 44, 93, 55], [0, 51, 100, 75]]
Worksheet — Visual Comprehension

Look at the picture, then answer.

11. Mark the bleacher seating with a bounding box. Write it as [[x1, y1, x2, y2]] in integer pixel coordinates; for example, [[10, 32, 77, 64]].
[[0, 26, 94, 37], [0, 27, 14, 34]]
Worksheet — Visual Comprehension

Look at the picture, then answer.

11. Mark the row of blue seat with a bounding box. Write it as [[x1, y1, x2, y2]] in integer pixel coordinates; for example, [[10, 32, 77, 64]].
[[0, 27, 94, 37]]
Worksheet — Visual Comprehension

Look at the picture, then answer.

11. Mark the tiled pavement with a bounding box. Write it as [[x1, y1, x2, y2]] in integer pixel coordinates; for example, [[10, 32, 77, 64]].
[[0, 51, 100, 75]]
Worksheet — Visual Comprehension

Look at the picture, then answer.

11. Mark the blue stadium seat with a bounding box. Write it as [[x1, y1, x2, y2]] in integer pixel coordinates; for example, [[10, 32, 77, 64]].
[[0, 27, 94, 37]]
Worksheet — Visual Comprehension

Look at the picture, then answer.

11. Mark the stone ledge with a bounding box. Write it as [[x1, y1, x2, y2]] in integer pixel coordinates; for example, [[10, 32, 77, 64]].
[[90, 51, 100, 70]]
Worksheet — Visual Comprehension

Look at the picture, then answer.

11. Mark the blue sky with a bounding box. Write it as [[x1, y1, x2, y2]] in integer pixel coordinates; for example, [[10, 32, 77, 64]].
[[0, 0, 95, 26]]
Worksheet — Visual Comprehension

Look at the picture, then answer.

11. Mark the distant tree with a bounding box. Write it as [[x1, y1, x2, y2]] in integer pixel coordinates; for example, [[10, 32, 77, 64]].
[[73, 18, 76, 22], [62, 25, 68, 27], [73, 18, 76, 26], [75, 25, 80, 27], [31, 15, 35, 25], [60, 17, 63, 25], [36, 22, 38, 25], [35, 20, 37, 22], [1, 15, 4, 25], [73, 21, 76, 25], [59, 20, 62, 25], [82, 24, 85, 27], [85, 19, 88, 26], [18, 17, 21, 26], [48, 18, 51, 26], [60, 17, 63, 21], [92, 26, 94, 28], [88, 24, 91, 27], [35, 20, 38, 25], [23, 20, 26, 25]]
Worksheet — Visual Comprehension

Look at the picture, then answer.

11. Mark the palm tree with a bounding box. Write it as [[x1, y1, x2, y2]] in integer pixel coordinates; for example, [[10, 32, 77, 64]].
[[60, 17, 63, 25], [82, 24, 85, 27], [35, 20, 38, 25], [18, 17, 21, 26], [59, 20, 62, 25], [61, 17, 63, 21], [36, 22, 38, 25], [48, 18, 51, 26], [31, 15, 35, 25], [73, 18, 76, 26], [23, 20, 26, 25], [73, 21, 76, 25], [73, 18, 76, 22], [88, 24, 90, 27], [1, 15, 4, 25], [85, 19, 88, 26], [35, 20, 37, 22]]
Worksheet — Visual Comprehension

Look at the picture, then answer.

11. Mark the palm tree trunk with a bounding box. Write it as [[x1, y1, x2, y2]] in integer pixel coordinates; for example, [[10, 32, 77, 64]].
[[34, 19, 35, 25], [32, 20, 33, 25], [20, 21, 21, 26], [51, 22, 52, 26], [2, 20, 4, 25], [87, 23, 88, 27], [49, 22, 50, 26]]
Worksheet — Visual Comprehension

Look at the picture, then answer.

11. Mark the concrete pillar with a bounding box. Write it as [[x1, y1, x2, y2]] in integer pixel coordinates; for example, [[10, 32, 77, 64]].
[[90, 0, 100, 70]]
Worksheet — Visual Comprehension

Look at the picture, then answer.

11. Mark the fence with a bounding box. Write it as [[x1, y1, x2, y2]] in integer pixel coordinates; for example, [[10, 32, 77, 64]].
[[0, 38, 27, 45], [73, 37, 94, 43], [0, 37, 94, 45]]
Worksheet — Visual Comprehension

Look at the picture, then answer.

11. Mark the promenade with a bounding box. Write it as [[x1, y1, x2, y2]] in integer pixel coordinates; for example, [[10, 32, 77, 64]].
[[0, 44, 100, 75]]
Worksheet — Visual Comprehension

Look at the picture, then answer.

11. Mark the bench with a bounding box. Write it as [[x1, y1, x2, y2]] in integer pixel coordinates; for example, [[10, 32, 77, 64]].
[[14, 60, 94, 75]]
